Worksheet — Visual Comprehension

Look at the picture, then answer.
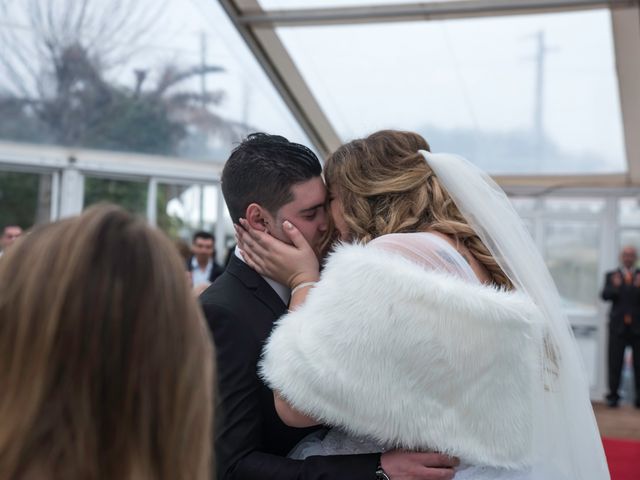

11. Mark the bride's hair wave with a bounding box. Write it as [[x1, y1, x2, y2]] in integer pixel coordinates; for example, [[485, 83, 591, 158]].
[[323, 129, 513, 289]]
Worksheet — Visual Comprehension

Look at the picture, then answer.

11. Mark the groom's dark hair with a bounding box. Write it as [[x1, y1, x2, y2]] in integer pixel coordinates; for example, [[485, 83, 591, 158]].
[[221, 133, 322, 223]]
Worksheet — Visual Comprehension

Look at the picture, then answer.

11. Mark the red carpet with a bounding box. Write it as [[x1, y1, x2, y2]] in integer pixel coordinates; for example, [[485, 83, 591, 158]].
[[602, 437, 640, 480]]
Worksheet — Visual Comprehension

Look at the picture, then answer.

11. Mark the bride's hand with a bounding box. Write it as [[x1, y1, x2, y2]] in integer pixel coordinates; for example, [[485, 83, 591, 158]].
[[236, 218, 320, 289]]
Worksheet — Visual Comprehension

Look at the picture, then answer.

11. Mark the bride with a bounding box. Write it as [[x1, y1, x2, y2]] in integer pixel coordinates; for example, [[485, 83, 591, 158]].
[[236, 130, 609, 480]]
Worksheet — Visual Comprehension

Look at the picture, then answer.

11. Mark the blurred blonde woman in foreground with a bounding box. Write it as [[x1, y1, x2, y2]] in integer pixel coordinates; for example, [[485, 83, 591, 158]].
[[0, 205, 213, 480]]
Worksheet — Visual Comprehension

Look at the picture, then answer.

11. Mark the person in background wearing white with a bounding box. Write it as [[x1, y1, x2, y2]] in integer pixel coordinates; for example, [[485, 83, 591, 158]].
[[187, 230, 224, 295]]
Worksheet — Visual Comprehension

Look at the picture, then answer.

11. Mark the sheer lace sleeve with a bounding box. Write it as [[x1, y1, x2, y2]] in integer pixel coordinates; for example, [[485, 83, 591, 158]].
[[368, 232, 479, 284]]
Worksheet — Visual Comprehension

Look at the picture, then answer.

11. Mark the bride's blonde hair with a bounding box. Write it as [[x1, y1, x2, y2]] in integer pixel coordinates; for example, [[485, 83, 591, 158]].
[[323, 130, 513, 289]]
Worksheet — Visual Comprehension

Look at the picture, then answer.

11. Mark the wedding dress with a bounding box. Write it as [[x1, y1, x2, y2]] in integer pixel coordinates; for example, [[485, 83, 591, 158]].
[[260, 153, 609, 480], [290, 429, 535, 480]]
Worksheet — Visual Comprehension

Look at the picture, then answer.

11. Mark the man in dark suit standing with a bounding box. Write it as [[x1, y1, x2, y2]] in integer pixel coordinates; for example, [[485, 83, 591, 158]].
[[200, 133, 457, 480], [601, 245, 640, 408]]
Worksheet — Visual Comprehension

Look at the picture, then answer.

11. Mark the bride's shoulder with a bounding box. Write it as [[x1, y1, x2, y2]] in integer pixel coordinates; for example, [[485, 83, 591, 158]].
[[368, 231, 457, 259], [368, 231, 443, 248], [368, 232, 483, 282], [331, 232, 464, 273]]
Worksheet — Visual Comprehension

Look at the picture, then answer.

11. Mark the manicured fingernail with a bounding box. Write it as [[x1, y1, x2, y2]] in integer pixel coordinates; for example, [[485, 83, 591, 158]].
[[283, 221, 293, 230]]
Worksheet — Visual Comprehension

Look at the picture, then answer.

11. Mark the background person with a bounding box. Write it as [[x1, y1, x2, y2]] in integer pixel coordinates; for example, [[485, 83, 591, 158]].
[[187, 230, 225, 294], [0, 224, 22, 257], [601, 245, 640, 408]]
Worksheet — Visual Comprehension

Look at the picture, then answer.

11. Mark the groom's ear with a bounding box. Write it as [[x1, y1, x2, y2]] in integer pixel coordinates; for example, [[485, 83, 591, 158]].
[[245, 203, 270, 233]]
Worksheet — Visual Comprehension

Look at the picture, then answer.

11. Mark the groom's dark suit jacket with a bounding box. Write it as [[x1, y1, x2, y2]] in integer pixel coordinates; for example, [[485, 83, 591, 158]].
[[200, 255, 378, 480]]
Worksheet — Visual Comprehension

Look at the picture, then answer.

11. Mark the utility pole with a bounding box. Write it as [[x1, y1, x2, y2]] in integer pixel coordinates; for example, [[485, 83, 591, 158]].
[[534, 30, 545, 152], [242, 79, 250, 127], [200, 31, 208, 109], [199, 31, 207, 229], [532, 30, 556, 163]]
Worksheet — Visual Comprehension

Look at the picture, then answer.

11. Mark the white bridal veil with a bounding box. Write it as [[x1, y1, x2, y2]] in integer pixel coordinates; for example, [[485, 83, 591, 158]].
[[421, 151, 609, 480]]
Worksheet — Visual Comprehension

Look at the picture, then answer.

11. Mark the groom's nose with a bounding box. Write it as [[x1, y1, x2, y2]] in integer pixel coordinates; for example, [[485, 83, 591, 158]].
[[317, 208, 328, 232]]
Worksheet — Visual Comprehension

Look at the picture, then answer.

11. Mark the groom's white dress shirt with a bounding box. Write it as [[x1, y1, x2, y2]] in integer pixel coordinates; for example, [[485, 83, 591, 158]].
[[234, 246, 290, 305]]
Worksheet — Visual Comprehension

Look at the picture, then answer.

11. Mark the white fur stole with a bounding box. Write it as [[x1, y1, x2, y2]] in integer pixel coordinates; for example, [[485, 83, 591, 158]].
[[260, 243, 545, 468]]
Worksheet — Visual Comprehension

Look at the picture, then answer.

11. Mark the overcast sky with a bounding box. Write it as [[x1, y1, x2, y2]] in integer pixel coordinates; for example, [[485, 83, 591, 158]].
[[164, 0, 626, 174], [272, 6, 625, 173]]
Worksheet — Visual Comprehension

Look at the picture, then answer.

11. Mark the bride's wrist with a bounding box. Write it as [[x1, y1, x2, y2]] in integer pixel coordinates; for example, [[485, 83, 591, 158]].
[[290, 281, 316, 296], [290, 271, 319, 289], [289, 272, 319, 289]]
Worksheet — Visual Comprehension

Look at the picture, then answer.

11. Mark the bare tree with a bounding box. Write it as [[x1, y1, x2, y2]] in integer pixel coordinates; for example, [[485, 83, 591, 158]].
[[0, 0, 251, 154], [0, 0, 165, 97]]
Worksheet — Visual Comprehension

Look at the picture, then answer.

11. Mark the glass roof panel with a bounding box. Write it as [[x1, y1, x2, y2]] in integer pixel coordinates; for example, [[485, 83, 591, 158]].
[[276, 9, 626, 175], [0, 0, 311, 163], [260, 0, 464, 9]]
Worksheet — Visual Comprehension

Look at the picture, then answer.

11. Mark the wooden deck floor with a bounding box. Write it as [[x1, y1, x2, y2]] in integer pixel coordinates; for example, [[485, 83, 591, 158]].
[[593, 402, 640, 440]]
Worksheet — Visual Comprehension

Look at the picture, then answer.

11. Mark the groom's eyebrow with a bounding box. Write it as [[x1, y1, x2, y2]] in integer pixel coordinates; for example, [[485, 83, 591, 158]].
[[299, 202, 325, 213]]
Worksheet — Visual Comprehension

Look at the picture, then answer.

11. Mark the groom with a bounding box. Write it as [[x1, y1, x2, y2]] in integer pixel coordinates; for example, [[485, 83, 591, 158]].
[[200, 133, 458, 480]]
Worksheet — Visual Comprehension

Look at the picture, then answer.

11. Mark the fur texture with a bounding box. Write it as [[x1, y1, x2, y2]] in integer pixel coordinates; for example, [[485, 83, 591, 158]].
[[260, 243, 545, 468]]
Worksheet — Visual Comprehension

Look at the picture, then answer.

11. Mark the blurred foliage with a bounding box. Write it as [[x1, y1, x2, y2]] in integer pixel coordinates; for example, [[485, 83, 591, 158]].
[[83, 178, 148, 217], [0, 172, 40, 228], [156, 183, 190, 239]]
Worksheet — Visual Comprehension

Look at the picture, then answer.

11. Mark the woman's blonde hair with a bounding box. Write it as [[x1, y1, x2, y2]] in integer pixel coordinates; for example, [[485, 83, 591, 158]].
[[0, 204, 213, 480], [324, 130, 513, 289]]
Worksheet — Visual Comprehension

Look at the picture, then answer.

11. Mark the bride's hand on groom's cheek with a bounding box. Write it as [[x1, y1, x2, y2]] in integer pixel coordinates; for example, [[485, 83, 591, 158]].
[[236, 218, 320, 288], [380, 450, 459, 480]]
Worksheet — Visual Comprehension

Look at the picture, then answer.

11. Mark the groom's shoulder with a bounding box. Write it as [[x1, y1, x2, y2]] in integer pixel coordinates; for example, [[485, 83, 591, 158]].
[[199, 268, 249, 310], [199, 271, 253, 338]]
